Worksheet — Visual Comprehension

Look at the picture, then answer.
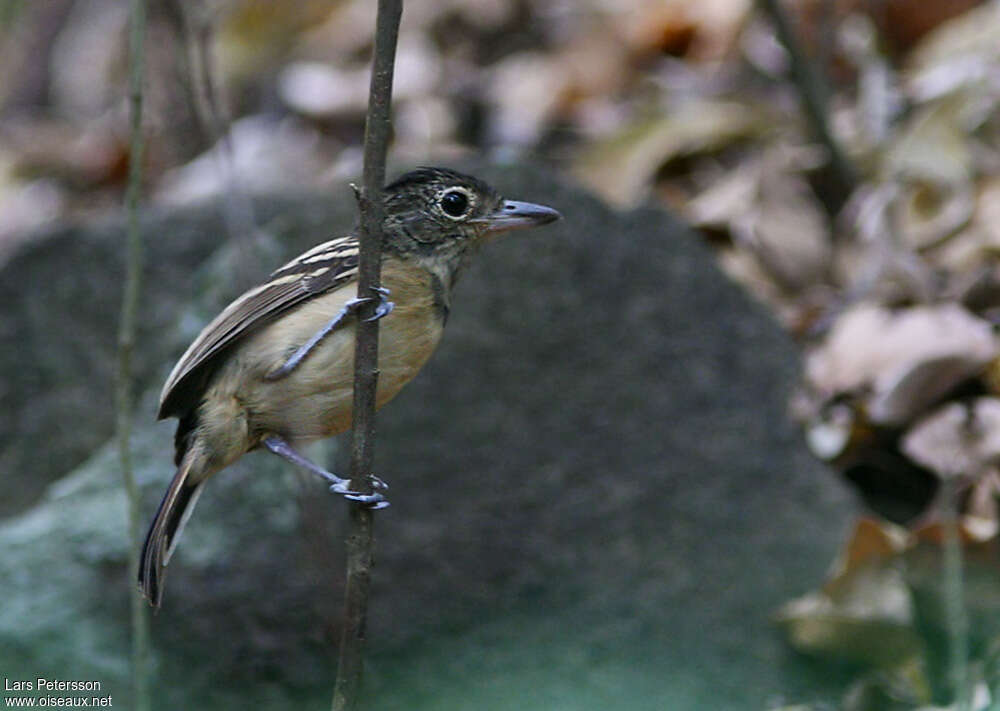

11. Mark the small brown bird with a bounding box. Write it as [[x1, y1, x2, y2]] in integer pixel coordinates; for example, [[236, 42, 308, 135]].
[[139, 167, 561, 607]]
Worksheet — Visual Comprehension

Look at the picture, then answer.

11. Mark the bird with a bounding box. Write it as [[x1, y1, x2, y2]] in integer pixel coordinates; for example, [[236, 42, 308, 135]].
[[138, 167, 561, 607]]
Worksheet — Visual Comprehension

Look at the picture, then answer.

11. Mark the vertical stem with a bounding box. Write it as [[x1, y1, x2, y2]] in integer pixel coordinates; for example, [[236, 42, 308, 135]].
[[757, 0, 857, 213], [180, 3, 261, 287], [941, 476, 969, 710], [331, 1, 402, 709], [117, 0, 151, 709]]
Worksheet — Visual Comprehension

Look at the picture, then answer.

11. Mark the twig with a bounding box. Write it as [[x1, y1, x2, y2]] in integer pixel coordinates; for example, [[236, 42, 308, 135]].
[[941, 499, 970, 709], [116, 0, 151, 709], [942, 476, 970, 709], [939, 411, 974, 710], [757, 0, 857, 213], [331, 1, 402, 710], [174, 0, 261, 288], [190, 7, 260, 285]]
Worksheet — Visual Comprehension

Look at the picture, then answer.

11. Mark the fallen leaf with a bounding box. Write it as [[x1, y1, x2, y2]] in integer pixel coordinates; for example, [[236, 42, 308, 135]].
[[894, 179, 974, 250], [620, 0, 752, 62], [155, 115, 330, 204], [486, 51, 571, 149], [278, 61, 369, 118], [775, 571, 920, 667], [906, 1, 1000, 87], [901, 398, 1000, 479], [573, 100, 768, 208], [826, 518, 910, 587], [804, 303, 998, 425], [884, 103, 971, 186], [869, 354, 984, 425]]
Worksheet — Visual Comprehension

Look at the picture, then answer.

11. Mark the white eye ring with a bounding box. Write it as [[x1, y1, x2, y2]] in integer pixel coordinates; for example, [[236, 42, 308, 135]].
[[437, 187, 474, 220]]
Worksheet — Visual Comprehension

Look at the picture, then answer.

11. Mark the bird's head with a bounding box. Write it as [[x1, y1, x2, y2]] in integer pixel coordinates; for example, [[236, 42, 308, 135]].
[[382, 167, 561, 252]]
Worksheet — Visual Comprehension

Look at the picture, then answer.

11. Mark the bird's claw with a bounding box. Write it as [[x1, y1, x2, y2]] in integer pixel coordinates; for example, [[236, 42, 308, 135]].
[[364, 286, 394, 322], [344, 287, 393, 322], [330, 475, 390, 509]]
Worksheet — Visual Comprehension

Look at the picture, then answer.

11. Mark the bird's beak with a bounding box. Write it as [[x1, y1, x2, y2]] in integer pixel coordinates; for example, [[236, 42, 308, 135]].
[[475, 200, 562, 236]]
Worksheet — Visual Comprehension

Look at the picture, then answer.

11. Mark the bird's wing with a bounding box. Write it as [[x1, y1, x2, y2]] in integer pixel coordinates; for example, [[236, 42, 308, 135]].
[[158, 236, 361, 419]]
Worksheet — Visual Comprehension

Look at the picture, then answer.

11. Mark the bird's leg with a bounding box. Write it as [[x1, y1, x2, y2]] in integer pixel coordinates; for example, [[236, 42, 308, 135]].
[[265, 287, 394, 381], [262, 435, 389, 509]]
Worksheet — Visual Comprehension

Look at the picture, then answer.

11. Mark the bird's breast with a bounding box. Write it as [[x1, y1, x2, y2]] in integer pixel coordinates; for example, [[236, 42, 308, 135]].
[[232, 258, 447, 441]]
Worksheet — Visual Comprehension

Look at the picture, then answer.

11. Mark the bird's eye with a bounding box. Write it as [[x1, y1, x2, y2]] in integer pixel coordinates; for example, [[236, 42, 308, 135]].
[[439, 189, 470, 218]]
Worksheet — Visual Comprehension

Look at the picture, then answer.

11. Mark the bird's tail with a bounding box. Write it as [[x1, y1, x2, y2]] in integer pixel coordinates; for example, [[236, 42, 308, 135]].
[[138, 448, 206, 608]]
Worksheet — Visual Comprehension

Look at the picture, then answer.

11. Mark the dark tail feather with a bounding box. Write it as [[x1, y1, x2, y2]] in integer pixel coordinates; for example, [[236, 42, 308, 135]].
[[138, 452, 204, 609]]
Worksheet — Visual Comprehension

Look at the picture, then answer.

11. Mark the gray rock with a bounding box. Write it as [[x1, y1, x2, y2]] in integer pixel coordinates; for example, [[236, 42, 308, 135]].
[[0, 164, 853, 709]]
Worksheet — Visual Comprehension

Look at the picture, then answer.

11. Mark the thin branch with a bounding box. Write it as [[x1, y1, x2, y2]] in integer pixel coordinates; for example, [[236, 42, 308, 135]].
[[941, 473, 970, 709], [175, 0, 261, 287], [116, 0, 151, 709], [942, 501, 970, 709], [331, 1, 402, 710], [757, 0, 857, 213]]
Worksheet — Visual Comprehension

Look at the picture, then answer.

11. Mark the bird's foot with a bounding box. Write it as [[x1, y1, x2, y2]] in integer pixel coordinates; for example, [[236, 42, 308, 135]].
[[331, 475, 390, 509], [263, 435, 390, 509], [359, 286, 394, 322]]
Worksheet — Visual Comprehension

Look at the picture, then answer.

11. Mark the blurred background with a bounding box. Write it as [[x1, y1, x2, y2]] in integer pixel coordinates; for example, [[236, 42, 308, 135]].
[[3, 0, 1000, 709]]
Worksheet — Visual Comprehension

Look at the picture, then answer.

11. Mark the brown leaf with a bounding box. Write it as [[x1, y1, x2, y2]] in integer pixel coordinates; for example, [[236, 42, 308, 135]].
[[827, 518, 909, 586], [621, 0, 752, 62], [805, 304, 998, 424], [573, 100, 767, 208]]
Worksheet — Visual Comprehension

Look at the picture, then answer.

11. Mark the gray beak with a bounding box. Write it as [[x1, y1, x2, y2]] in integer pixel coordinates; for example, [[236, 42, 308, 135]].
[[478, 199, 562, 235]]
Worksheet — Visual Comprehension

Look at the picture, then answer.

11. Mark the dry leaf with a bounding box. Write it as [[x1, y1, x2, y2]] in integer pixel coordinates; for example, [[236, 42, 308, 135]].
[[742, 170, 832, 291], [775, 573, 919, 667], [620, 0, 752, 62], [826, 518, 910, 586], [805, 303, 998, 424], [894, 179, 974, 250], [155, 116, 328, 204], [689, 146, 832, 291], [217, 0, 336, 80], [972, 177, 1000, 250], [868, 354, 984, 425], [573, 100, 767, 208], [486, 52, 570, 148], [278, 62, 370, 118], [901, 398, 1000, 479], [776, 518, 918, 668], [884, 104, 972, 185], [906, 1, 1000, 88]]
